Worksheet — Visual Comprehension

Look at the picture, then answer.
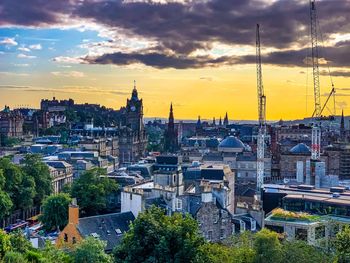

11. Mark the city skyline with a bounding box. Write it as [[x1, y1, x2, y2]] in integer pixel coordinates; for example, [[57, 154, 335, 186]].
[[1, 0, 350, 120]]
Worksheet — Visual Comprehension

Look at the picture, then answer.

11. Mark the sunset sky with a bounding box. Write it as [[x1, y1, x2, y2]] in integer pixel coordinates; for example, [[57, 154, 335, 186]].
[[0, 0, 349, 120]]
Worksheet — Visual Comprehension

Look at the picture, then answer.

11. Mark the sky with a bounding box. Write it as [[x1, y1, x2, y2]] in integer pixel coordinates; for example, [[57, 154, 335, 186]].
[[0, 0, 349, 121]]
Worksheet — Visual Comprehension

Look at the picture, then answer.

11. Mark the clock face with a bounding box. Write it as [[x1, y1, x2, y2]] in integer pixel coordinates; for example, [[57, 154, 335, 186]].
[[131, 106, 136, 112]]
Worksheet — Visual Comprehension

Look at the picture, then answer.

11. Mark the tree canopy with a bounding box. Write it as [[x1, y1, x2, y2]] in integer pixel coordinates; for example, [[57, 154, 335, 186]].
[[70, 168, 118, 216], [39, 193, 72, 231]]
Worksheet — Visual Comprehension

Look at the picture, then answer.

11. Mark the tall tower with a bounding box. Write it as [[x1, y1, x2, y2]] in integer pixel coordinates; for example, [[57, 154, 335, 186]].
[[340, 110, 345, 141], [164, 103, 178, 153], [223, 112, 229, 126]]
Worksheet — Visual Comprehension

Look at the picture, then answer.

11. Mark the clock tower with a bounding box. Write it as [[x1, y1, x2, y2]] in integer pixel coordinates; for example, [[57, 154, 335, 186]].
[[119, 81, 147, 164]]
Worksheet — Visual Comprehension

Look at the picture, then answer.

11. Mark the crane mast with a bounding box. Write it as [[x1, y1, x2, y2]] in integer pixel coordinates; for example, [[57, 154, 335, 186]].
[[256, 24, 266, 193], [310, 0, 321, 161]]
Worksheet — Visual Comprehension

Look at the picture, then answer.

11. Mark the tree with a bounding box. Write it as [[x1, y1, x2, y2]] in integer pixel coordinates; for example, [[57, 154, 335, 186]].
[[40, 241, 72, 263], [39, 193, 72, 231], [113, 206, 204, 263], [335, 225, 350, 263], [9, 230, 31, 254], [282, 240, 333, 263], [22, 154, 52, 204], [0, 229, 11, 258], [0, 190, 13, 220], [230, 232, 256, 263], [253, 228, 282, 263], [3, 251, 27, 263], [73, 237, 111, 263], [195, 243, 233, 263], [71, 169, 118, 216]]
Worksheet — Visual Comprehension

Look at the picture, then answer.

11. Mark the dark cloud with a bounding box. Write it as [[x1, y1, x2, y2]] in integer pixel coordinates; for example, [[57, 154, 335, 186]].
[[321, 70, 350, 78], [83, 51, 237, 69], [74, 0, 350, 52], [83, 40, 350, 69], [1, 0, 350, 69], [0, 0, 74, 26]]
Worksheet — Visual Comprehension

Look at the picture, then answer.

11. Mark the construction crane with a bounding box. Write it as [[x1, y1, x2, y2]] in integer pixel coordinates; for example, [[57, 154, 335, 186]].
[[310, 0, 321, 161], [256, 24, 266, 194]]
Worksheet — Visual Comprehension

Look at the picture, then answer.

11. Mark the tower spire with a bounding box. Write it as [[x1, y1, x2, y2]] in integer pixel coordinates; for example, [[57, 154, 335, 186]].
[[132, 80, 138, 100], [224, 112, 229, 126]]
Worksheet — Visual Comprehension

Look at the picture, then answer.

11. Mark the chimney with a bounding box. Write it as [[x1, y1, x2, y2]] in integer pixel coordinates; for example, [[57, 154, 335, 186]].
[[68, 198, 79, 225]]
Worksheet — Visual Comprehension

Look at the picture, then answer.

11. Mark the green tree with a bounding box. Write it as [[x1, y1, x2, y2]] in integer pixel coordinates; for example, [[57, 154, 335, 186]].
[[335, 225, 350, 263], [230, 232, 256, 263], [0, 190, 13, 220], [73, 237, 111, 263], [9, 230, 31, 254], [71, 169, 118, 216], [282, 240, 333, 263], [22, 154, 52, 204], [0, 229, 11, 258], [3, 251, 27, 263], [39, 193, 72, 231], [195, 243, 233, 263], [253, 228, 282, 263], [113, 206, 204, 263], [40, 241, 72, 263]]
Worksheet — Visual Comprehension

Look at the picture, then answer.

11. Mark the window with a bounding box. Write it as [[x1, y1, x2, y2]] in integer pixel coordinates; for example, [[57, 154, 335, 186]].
[[72, 237, 76, 244], [130, 194, 132, 200], [207, 230, 213, 241], [64, 233, 68, 242], [220, 229, 225, 240], [295, 228, 308, 241], [315, 226, 325, 239]]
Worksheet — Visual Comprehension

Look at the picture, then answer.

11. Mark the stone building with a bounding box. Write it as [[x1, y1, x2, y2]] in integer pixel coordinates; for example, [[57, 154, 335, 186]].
[[45, 160, 74, 193], [118, 83, 147, 164], [164, 103, 178, 153], [0, 106, 24, 139]]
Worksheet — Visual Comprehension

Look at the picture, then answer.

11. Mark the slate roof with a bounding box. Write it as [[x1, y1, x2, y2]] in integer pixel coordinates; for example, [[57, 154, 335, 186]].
[[77, 212, 135, 252], [218, 136, 245, 149], [289, 143, 311, 155]]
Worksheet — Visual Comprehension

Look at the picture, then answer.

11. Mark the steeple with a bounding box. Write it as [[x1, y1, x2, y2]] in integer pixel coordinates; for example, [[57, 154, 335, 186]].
[[168, 103, 174, 128], [219, 116, 222, 127], [131, 80, 138, 100], [340, 110, 345, 140], [223, 112, 229, 126], [196, 116, 201, 128], [212, 117, 216, 126]]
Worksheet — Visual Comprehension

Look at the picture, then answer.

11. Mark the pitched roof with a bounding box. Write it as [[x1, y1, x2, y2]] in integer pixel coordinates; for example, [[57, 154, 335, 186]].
[[77, 212, 135, 252]]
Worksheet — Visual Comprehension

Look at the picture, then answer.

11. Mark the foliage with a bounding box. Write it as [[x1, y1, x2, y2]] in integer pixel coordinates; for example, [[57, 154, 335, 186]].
[[0, 135, 20, 147], [195, 243, 233, 263], [0, 190, 13, 220], [3, 251, 27, 263], [41, 241, 72, 263], [22, 154, 52, 204], [282, 240, 333, 263], [39, 193, 72, 231], [0, 230, 11, 258], [73, 237, 112, 263], [9, 230, 31, 254], [271, 208, 320, 222], [71, 168, 118, 216], [25, 249, 43, 263], [254, 228, 283, 263], [113, 206, 204, 263], [335, 225, 350, 263]]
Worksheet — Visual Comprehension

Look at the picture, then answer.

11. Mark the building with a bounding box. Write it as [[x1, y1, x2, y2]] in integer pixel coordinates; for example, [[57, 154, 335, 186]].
[[45, 161, 74, 193], [118, 83, 147, 164], [0, 106, 24, 139], [164, 103, 178, 153], [57, 202, 134, 252]]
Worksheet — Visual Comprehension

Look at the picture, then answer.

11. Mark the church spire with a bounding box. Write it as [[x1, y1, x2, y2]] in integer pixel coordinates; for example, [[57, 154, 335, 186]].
[[212, 117, 216, 126], [224, 112, 229, 126], [168, 103, 174, 127], [131, 80, 138, 100], [219, 116, 222, 127], [341, 110, 345, 140]]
